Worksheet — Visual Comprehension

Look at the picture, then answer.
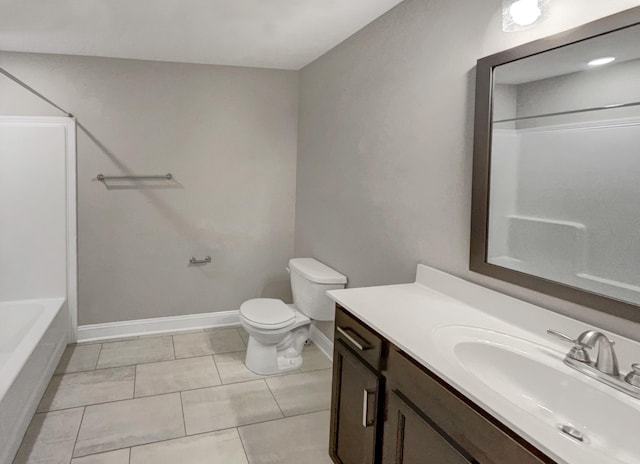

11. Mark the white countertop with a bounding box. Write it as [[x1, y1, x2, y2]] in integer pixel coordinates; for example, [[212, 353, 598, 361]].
[[327, 265, 640, 464]]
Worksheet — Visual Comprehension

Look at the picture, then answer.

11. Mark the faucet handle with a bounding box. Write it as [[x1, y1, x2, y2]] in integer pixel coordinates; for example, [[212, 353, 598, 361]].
[[547, 329, 588, 347], [624, 364, 640, 388], [547, 329, 591, 363]]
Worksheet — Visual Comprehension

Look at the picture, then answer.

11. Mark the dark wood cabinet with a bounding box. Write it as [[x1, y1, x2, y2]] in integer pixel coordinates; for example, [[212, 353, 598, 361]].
[[384, 389, 474, 464], [383, 348, 552, 464], [329, 339, 382, 464], [330, 305, 555, 464]]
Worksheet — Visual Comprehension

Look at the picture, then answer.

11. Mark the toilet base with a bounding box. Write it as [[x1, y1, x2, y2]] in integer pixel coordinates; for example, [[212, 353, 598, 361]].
[[244, 325, 309, 375]]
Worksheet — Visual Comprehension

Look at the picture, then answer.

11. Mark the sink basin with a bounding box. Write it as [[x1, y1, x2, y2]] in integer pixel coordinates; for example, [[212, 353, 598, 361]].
[[434, 326, 640, 464]]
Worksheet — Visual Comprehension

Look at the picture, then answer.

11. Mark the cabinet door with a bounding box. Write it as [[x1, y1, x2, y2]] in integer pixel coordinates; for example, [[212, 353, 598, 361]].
[[383, 390, 476, 464], [330, 340, 382, 464], [385, 348, 553, 464]]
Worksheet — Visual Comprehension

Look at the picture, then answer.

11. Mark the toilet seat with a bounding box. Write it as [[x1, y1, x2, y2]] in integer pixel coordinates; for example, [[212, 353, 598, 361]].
[[240, 298, 295, 330]]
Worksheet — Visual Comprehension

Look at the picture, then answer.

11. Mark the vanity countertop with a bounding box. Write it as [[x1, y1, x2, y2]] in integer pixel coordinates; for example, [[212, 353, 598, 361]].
[[327, 265, 640, 464]]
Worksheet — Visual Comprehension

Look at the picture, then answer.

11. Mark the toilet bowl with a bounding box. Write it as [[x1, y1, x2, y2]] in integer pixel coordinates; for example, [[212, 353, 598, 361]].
[[240, 258, 347, 375], [240, 299, 310, 374]]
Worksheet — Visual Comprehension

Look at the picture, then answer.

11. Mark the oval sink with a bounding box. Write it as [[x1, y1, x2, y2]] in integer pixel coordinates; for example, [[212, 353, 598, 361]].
[[434, 326, 640, 464]]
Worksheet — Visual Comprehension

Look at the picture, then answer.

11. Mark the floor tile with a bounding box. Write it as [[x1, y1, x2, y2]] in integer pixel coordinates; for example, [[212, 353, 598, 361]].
[[55, 344, 102, 374], [300, 345, 332, 372], [37, 367, 135, 412], [135, 356, 221, 397], [13, 408, 84, 464], [74, 393, 185, 457], [96, 336, 174, 369], [71, 449, 130, 464], [239, 411, 332, 464], [173, 329, 245, 358], [266, 370, 332, 416], [130, 429, 248, 464], [181, 380, 282, 435], [214, 351, 271, 384]]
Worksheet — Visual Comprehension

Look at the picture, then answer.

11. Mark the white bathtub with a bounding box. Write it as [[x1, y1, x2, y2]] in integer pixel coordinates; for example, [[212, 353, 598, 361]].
[[0, 298, 68, 464]]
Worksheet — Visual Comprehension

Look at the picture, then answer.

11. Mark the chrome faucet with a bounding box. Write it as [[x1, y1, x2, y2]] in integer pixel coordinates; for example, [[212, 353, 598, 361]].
[[576, 330, 619, 376], [548, 328, 640, 400]]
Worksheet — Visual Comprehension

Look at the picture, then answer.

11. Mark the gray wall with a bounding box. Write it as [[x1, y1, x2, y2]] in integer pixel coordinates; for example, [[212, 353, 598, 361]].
[[296, 0, 640, 341], [0, 52, 298, 325]]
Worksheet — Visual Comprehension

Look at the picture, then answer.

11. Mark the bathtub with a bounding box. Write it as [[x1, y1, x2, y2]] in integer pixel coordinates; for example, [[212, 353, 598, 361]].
[[0, 298, 68, 464]]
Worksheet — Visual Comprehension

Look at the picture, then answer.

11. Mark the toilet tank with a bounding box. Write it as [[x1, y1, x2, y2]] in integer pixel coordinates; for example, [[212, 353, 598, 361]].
[[288, 258, 347, 321]]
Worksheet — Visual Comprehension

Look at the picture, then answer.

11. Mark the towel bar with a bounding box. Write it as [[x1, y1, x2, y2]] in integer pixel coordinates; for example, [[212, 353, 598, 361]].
[[97, 173, 173, 181]]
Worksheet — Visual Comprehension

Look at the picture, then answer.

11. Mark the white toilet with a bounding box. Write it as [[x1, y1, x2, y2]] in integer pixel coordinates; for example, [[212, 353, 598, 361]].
[[240, 258, 347, 375]]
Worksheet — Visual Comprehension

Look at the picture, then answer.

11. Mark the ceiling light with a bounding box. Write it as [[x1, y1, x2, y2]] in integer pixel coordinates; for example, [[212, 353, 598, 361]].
[[588, 57, 616, 67], [510, 0, 541, 25], [503, 0, 548, 32]]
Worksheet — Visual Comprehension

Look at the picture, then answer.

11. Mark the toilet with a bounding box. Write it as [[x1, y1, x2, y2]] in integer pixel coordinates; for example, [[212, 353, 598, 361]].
[[240, 258, 347, 375]]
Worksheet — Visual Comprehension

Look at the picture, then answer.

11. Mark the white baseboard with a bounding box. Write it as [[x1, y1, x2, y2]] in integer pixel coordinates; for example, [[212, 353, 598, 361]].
[[77, 310, 336, 363], [77, 310, 241, 343], [309, 324, 334, 361]]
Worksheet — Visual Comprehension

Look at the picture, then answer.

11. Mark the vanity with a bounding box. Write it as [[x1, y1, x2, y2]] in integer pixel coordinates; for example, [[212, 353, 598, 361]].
[[326, 7, 640, 464], [327, 265, 640, 464], [330, 306, 550, 464], [329, 310, 551, 464]]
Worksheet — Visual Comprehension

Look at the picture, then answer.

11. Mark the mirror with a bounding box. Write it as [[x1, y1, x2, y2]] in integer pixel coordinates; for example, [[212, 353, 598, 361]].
[[471, 7, 640, 323]]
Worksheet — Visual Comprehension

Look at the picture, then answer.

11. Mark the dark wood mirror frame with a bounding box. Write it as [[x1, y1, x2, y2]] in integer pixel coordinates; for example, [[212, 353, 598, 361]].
[[470, 6, 640, 324]]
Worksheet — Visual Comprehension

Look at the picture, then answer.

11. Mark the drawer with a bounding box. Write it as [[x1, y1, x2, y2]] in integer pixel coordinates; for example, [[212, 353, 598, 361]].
[[385, 347, 554, 464], [335, 306, 385, 371]]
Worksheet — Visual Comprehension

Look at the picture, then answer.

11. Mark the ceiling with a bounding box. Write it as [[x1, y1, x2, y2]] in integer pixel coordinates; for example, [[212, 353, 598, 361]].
[[0, 0, 405, 70]]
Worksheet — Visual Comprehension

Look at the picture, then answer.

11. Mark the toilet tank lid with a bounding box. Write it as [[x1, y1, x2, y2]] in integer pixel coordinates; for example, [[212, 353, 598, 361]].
[[288, 258, 347, 285]]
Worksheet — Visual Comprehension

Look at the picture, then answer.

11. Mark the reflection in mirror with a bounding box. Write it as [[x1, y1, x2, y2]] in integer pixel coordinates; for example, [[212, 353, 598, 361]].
[[487, 24, 640, 305]]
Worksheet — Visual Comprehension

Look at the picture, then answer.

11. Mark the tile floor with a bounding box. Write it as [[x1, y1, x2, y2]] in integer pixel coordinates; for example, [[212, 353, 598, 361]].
[[13, 327, 334, 464]]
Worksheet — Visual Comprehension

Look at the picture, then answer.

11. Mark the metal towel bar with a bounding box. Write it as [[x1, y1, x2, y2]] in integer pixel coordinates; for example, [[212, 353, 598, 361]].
[[97, 173, 173, 181], [189, 256, 211, 265]]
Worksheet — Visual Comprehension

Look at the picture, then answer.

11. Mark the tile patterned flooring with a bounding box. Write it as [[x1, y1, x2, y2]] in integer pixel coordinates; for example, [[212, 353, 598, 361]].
[[13, 327, 333, 464]]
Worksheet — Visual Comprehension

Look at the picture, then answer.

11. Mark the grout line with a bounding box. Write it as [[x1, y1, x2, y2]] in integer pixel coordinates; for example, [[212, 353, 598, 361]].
[[171, 336, 177, 360], [101, 352, 244, 371], [179, 391, 188, 436], [263, 379, 285, 418], [235, 408, 330, 431], [66, 348, 249, 373], [128, 447, 131, 464], [70, 406, 86, 462], [133, 364, 137, 398], [49, 364, 133, 380], [236, 427, 252, 464], [93, 343, 103, 370], [210, 354, 223, 385], [38, 390, 181, 414]]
